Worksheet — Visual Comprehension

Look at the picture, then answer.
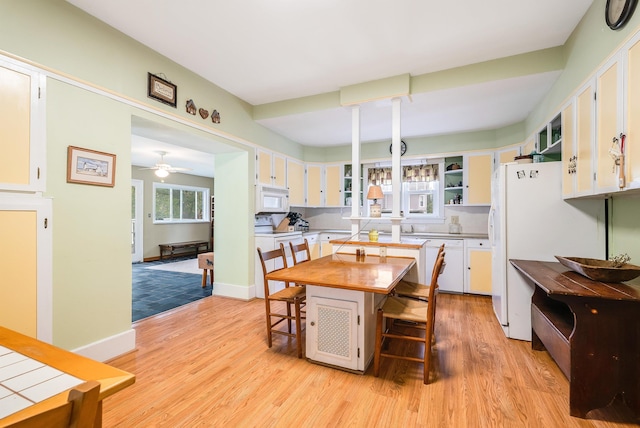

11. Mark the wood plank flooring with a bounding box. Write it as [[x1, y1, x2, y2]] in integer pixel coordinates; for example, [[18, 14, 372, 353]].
[[102, 294, 639, 427]]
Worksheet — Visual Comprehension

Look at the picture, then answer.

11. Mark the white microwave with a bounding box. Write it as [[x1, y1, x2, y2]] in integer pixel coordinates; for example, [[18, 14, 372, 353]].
[[256, 185, 289, 213]]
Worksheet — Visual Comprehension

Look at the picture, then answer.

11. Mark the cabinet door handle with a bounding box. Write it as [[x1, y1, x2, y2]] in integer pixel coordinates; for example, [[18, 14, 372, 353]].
[[310, 321, 315, 326]]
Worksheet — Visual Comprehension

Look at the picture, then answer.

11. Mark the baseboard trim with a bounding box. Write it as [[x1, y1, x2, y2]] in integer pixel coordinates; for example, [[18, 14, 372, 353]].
[[72, 328, 136, 362], [212, 281, 255, 301]]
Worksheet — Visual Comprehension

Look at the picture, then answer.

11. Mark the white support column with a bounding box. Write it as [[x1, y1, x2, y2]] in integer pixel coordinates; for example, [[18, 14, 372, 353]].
[[391, 97, 402, 242], [350, 105, 361, 240]]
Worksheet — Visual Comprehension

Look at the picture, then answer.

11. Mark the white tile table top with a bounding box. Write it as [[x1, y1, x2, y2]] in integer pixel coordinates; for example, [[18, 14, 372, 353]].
[[0, 348, 82, 419]]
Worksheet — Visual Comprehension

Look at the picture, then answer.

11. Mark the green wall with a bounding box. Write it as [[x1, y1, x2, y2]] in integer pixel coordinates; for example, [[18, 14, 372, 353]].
[[47, 79, 133, 348], [610, 196, 640, 261]]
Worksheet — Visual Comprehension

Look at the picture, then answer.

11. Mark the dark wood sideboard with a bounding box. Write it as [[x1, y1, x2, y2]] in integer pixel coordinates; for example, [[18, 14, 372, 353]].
[[510, 259, 640, 419]]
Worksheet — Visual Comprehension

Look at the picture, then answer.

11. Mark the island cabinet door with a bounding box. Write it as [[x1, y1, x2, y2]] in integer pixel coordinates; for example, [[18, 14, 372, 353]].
[[306, 296, 358, 371]]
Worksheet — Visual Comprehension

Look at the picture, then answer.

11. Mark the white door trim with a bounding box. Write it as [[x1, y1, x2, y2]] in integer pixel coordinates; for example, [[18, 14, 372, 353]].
[[131, 179, 143, 263]]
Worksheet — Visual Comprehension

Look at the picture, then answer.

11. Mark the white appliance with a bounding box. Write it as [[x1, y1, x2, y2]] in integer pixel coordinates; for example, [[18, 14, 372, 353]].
[[488, 162, 606, 341], [256, 185, 289, 214]]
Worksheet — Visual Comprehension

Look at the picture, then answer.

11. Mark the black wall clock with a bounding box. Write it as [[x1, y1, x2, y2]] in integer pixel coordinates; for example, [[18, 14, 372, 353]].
[[606, 0, 638, 30], [389, 140, 407, 156]]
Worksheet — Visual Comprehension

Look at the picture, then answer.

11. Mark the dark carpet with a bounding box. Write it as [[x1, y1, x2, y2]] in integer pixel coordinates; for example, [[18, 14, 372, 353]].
[[132, 256, 213, 322]]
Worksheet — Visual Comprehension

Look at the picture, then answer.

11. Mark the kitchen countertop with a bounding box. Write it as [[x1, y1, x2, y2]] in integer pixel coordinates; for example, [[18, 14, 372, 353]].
[[254, 231, 303, 238], [302, 229, 488, 240], [255, 229, 488, 240]]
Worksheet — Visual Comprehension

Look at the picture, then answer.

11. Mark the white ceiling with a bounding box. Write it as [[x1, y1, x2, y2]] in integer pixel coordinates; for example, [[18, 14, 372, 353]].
[[67, 0, 594, 169]]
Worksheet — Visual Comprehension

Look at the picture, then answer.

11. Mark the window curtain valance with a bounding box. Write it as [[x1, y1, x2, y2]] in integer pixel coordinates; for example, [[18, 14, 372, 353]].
[[368, 167, 392, 185], [368, 164, 439, 185], [403, 164, 438, 182]]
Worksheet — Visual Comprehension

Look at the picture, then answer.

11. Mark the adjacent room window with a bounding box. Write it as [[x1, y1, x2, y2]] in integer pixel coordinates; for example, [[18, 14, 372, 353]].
[[153, 183, 210, 223]]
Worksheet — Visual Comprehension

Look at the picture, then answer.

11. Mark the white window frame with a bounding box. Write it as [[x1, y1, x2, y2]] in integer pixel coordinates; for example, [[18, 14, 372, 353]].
[[153, 182, 210, 224], [364, 159, 445, 222]]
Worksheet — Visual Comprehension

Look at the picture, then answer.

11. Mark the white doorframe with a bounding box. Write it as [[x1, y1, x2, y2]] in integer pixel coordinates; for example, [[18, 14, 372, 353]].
[[131, 179, 144, 263]]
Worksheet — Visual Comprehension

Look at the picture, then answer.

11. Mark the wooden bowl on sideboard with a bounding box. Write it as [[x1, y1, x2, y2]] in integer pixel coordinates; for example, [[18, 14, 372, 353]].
[[555, 256, 640, 283]]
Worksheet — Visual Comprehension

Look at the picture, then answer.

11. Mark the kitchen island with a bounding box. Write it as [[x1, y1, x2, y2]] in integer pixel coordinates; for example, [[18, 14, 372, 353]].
[[266, 253, 416, 373]]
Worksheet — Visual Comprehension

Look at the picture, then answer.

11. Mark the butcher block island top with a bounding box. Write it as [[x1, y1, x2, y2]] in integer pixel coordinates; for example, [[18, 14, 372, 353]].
[[266, 253, 416, 294]]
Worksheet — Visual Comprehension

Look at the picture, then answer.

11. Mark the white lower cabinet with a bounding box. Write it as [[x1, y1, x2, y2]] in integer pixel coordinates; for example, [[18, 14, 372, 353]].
[[319, 233, 350, 257], [306, 285, 385, 373], [420, 237, 490, 295], [424, 238, 464, 293], [303, 233, 320, 259], [464, 239, 492, 295]]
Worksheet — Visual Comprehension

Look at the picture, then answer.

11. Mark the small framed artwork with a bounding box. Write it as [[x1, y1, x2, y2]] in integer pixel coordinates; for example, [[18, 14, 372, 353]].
[[147, 73, 177, 107], [67, 146, 116, 187]]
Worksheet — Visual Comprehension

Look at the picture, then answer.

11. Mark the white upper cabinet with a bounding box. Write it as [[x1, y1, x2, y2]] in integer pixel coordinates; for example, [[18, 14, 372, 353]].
[[495, 146, 521, 166], [0, 58, 46, 192], [256, 150, 286, 188], [286, 158, 305, 206], [324, 164, 342, 207], [623, 31, 640, 191], [562, 80, 597, 199], [464, 151, 494, 206], [306, 163, 323, 207], [595, 52, 625, 195], [537, 113, 562, 156]]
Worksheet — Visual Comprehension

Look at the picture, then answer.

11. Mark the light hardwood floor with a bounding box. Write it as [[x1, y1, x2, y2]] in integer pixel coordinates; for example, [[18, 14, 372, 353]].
[[103, 294, 639, 427]]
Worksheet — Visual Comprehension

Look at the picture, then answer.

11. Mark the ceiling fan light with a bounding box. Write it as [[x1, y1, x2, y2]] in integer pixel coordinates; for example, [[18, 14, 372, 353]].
[[155, 169, 169, 178]]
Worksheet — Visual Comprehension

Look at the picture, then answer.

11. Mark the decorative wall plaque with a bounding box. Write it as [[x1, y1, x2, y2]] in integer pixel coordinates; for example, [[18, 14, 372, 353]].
[[147, 73, 177, 107]]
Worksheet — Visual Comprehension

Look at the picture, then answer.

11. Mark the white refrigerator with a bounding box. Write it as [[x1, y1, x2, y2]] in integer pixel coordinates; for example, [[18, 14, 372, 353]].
[[489, 162, 606, 341]]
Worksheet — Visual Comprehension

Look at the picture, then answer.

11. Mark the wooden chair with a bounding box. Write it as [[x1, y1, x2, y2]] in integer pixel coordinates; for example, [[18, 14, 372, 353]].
[[394, 243, 445, 300], [257, 244, 306, 358], [289, 239, 311, 265], [374, 253, 445, 384], [7, 380, 100, 428]]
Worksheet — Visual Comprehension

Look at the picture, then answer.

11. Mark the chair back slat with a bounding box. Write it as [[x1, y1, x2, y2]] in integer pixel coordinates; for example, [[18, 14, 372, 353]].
[[290, 239, 311, 265], [257, 245, 290, 298]]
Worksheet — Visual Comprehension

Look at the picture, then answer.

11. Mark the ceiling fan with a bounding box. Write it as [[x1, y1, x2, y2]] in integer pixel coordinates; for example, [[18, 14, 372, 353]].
[[139, 151, 191, 177]]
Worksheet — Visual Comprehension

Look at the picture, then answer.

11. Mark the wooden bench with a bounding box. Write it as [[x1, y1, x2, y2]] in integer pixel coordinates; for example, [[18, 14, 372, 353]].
[[159, 240, 209, 260], [511, 259, 640, 419]]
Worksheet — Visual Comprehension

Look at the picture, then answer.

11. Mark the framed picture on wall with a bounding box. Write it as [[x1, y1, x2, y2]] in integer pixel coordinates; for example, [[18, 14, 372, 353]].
[[66, 146, 116, 187], [147, 72, 177, 107]]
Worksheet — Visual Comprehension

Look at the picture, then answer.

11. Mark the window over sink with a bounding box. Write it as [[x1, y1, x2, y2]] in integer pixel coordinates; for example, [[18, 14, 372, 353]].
[[364, 160, 444, 220]]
